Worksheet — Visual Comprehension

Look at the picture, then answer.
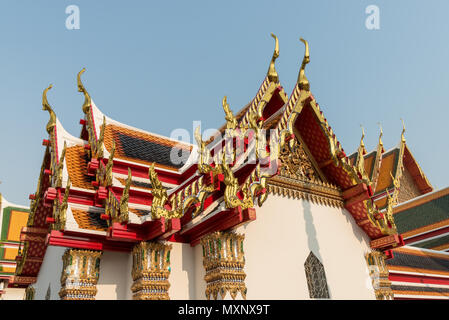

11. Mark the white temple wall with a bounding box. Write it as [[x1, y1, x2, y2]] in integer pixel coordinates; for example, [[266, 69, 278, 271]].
[[193, 243, 206, 300], [96, 250, 133, 300], [168, 242, 197, 299], [1, 288, 25, 300], [33, 245, 66, 300], [234, 195, 376, 300]]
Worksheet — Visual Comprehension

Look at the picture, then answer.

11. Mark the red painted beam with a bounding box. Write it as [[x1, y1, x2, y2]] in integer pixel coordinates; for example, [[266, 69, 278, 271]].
[[186, 208, 256, 246], [48, 230, 134, 252], [405, 226, 449, 245], [389, 272, 449, 286]]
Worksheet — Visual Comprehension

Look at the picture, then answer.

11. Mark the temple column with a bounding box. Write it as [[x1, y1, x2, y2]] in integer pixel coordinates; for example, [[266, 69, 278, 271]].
[[365, 250, 394, 300], [59, 249, 102, 300], [201, 231, 247, 300], [131, 241, 172, 300]]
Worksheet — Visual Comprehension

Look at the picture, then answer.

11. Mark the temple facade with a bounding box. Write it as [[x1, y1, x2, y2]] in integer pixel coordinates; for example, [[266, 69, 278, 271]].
[[14, 35, 409, 300], [0, 194, 29, 300]]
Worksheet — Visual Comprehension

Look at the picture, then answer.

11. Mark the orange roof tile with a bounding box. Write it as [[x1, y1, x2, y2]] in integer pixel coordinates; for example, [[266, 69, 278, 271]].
[[71, 208, 107, 231], [66, 145, 95, 190]]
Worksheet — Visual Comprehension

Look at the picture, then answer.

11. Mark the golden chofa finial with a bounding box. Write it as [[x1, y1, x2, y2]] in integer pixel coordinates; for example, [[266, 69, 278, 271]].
[[377, 122, 384, 147], [77, 68, 91, 115], [222, 96, 237, 130], [298, 37, 310, 91], [400, 118, 406, 143], [42, 84, 56, 134], [267, 33, 280, 83], [359, 125, 366, 154]]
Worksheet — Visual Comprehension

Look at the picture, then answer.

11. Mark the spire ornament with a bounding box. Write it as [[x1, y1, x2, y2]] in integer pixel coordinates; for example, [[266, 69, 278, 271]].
[[377, 122, 384, 152], [222, 96, 237, 130], [42, 84, 56, 134], [400, 118, 406, 143], [298, 37, 310, 91], [77, 68, 92, 115], [267, 33, 280, 83]]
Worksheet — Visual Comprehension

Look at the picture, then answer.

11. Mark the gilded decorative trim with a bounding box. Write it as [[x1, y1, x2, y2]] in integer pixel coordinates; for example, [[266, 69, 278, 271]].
[[365, 250, 394, 300], [59, 249, 102, 300], [131, 241, 172, 300], [201, 231, 247, 300]]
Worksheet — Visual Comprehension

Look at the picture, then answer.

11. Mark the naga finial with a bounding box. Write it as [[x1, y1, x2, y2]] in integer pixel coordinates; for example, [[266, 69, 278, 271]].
[[359, 125, 366, 153], [222, 96, 237, 130], [297, 37, 310, 91], [377, 122, 384, 150], [42, 84, 56, 134], [267, 33, 280, 83], [400, 118, 406, 143], [77, 68, 92, 115]]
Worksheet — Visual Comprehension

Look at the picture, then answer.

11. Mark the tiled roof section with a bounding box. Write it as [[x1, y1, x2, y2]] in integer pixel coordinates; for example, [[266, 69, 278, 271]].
[[129, 208, 151, 217], [386, 251, 449, 273], [374, 149, 399, 194], [391, 285, 449, 295], [412, 234, 449, 250], [66, 146, 95, 190], [393, 192, 449, 234], [72, 209, 108, 231], [104, 124, 192, 171]]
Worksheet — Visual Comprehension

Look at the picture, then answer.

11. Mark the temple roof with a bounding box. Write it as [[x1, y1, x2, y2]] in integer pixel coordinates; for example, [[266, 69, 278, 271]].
[[393, 187, 449, 250]]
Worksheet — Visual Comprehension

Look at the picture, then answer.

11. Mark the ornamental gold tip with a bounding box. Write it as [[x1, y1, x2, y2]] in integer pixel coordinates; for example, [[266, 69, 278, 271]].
[[267, 33, 279, 83], [42, 84, 53, 109], [77, 68, 86, 92], [298, 37, 310, 91]]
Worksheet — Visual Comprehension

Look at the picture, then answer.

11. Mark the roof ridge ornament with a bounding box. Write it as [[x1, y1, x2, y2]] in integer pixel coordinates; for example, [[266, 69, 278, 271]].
[[377, 122, 384, 151], [77, 68, 92, 115], [400, 118, 406, 143], [222, 96, 237, 130], [267, 33, 280, 83], [42, 84, 56, 134], [359, 125, 366, 154], [297, 37, 310, 91]]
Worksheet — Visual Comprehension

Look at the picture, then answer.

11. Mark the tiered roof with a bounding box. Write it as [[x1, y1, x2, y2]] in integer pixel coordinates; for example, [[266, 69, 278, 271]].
[[15, 34, 404, 287]]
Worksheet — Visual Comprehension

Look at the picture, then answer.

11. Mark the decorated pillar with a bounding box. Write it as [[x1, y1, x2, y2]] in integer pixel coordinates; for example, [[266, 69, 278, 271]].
[[131, 241, 172, 300], [24, 285, 36, 300], [59, 249, 102, 300], [365, 250, 394, 300], [201, 231, 247, 300]]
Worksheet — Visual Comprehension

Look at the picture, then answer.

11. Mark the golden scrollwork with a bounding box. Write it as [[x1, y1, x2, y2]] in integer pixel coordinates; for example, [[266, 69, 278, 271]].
[[52, 178, 71, 230], [53, 141, 67, 188], [118, 168, 132, 223]]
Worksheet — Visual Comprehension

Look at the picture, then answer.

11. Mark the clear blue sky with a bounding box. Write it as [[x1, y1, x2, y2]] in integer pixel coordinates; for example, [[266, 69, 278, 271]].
[[1, 0, 448, 205]]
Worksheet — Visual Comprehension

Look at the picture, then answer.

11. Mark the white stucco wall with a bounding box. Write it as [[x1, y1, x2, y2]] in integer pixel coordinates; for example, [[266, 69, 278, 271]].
[[96, 250, 133, 300], [168, 242, 196, 299], [33, 245, 66, 300], [233, 195, 376, 300], [2, 288, 25, 300]]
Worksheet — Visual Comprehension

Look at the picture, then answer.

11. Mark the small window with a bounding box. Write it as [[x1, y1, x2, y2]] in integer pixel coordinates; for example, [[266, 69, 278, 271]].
[[304, 251, 330, 299]]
